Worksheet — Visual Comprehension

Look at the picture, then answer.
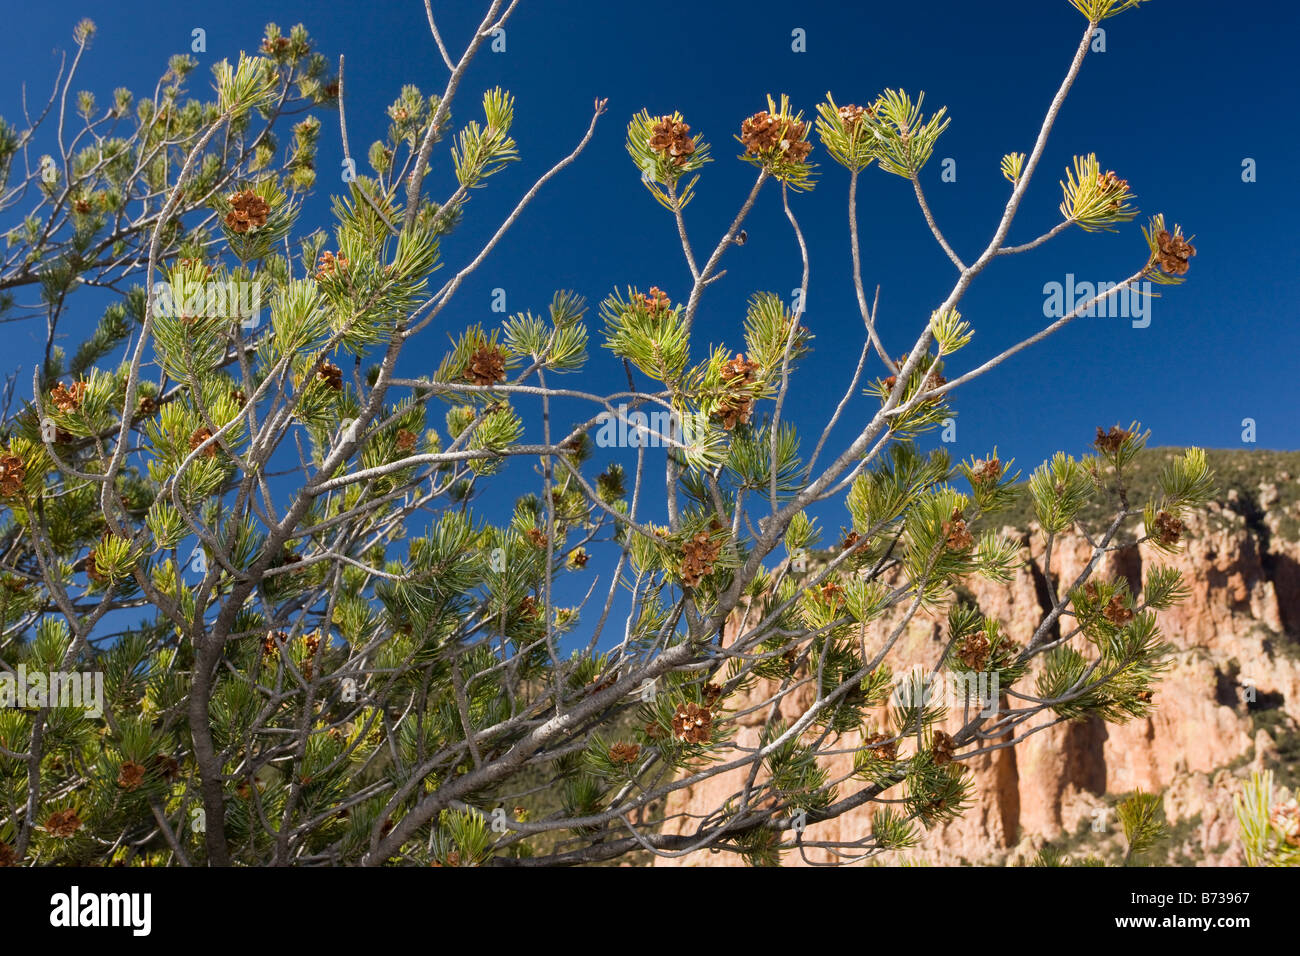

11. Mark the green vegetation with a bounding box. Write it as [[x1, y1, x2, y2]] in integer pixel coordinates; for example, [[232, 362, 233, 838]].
[[991, 447, 1300, 539]]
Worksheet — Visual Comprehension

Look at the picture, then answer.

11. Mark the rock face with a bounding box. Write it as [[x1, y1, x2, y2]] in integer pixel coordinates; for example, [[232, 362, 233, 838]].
[[655, 460, 1300, 866]]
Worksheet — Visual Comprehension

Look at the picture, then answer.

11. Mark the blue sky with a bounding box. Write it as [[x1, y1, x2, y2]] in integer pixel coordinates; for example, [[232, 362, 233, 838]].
[[4, 1, 1298, 570], [6, 0, 1297, 471]]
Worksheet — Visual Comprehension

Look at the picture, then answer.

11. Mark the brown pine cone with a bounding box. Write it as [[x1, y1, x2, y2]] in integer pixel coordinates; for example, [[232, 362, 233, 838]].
[[1102, 595, 1134, 626], [680, 532, 721, 587], [740, 111, 781, 153], [467, 345, 507, 386], [1155, 229, 1195, 276], [931, 730, 956, 766], [863, 733, 898, 762], [117, 761, 147, 791], [0, 454, 25, 497], [1153, 509, 1185, 546], [316, 360, 343, 391], [671, 702, 713, 744], [609, 742, 641, 765], [942, 508, 974, 552], [189, 427, 217, 457], [49, 381, 87, 413], [956, 631, 990, 671], [647, 117, 696, 167], [225, 189, 270, 233], [1094, 425, 1131, 454], [44, 808, 83, 838]]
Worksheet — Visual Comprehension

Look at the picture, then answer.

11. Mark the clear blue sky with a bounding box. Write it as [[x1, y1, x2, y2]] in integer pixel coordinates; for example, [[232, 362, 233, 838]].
[[4, 0, 1298, 487]]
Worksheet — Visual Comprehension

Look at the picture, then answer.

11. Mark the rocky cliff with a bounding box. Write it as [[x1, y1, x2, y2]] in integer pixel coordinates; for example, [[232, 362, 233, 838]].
[[654, 449, 1300, 866]]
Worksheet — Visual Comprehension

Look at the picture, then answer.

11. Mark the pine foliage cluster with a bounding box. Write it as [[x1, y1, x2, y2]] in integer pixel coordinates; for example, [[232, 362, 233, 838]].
[[0, 2, 1208, 867]]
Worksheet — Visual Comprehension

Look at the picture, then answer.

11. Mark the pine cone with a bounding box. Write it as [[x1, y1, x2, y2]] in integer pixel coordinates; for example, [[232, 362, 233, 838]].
[[117, 761, 147, 791], [922, 367, 947, 393], [316, 250, 349, 279], [1094, 425, 1131, 454], [942, 508, 974, 552], [740, 111, 783, 154], [263, 630, 287, 656], [1271, 798, 1300, 847], [863, 733, 898, 761], [467, 345, 507, 386], [1153, 509, 1184, 546], [680, 532, 721, 587], [609, 742, 641, 765], [44, 808, 83, 839], [261, 36, 292, 56], [0, 843, 16, 866], [83, 549, 107, 585], [316, 360, 343, 391], [837, 104, 869, 130], [0, 454, 25, 497], [671, 702, 713, 744], [740, 113, 810, 162], [395, 428, 417, 452], [720, 352, 760, 384], [784, 131, 812, 163], [189, 426, 217, 458], [633, 286, 672, 314], [1155, 229, 1195, 276], [931, 730, 956, 766], [49, 381, 87, 413], [1095, 170, 1129, 211], [225, 189, 270, 233], [711, 391, 754, 431], [301, 633, 320, 680], [956, 631, 990, 671], [137, 395, 158, 417], [1102, 595, 1134, 626], [647, 117, 696, 167], [882, 354, 911, 393], [969, 456, 1002, 486]]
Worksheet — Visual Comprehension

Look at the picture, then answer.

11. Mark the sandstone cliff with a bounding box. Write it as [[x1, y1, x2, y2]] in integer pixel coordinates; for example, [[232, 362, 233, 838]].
[[654, 449, 1300, 866]]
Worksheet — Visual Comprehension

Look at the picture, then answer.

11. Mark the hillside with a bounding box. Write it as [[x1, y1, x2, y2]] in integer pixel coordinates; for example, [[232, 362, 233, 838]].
[[654, 447, 1300, 866]]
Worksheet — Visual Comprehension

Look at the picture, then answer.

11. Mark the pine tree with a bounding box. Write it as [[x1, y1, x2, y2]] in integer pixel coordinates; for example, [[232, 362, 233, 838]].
[[1236, 771, 1300, 867], [0, 0, 1210, 867]]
